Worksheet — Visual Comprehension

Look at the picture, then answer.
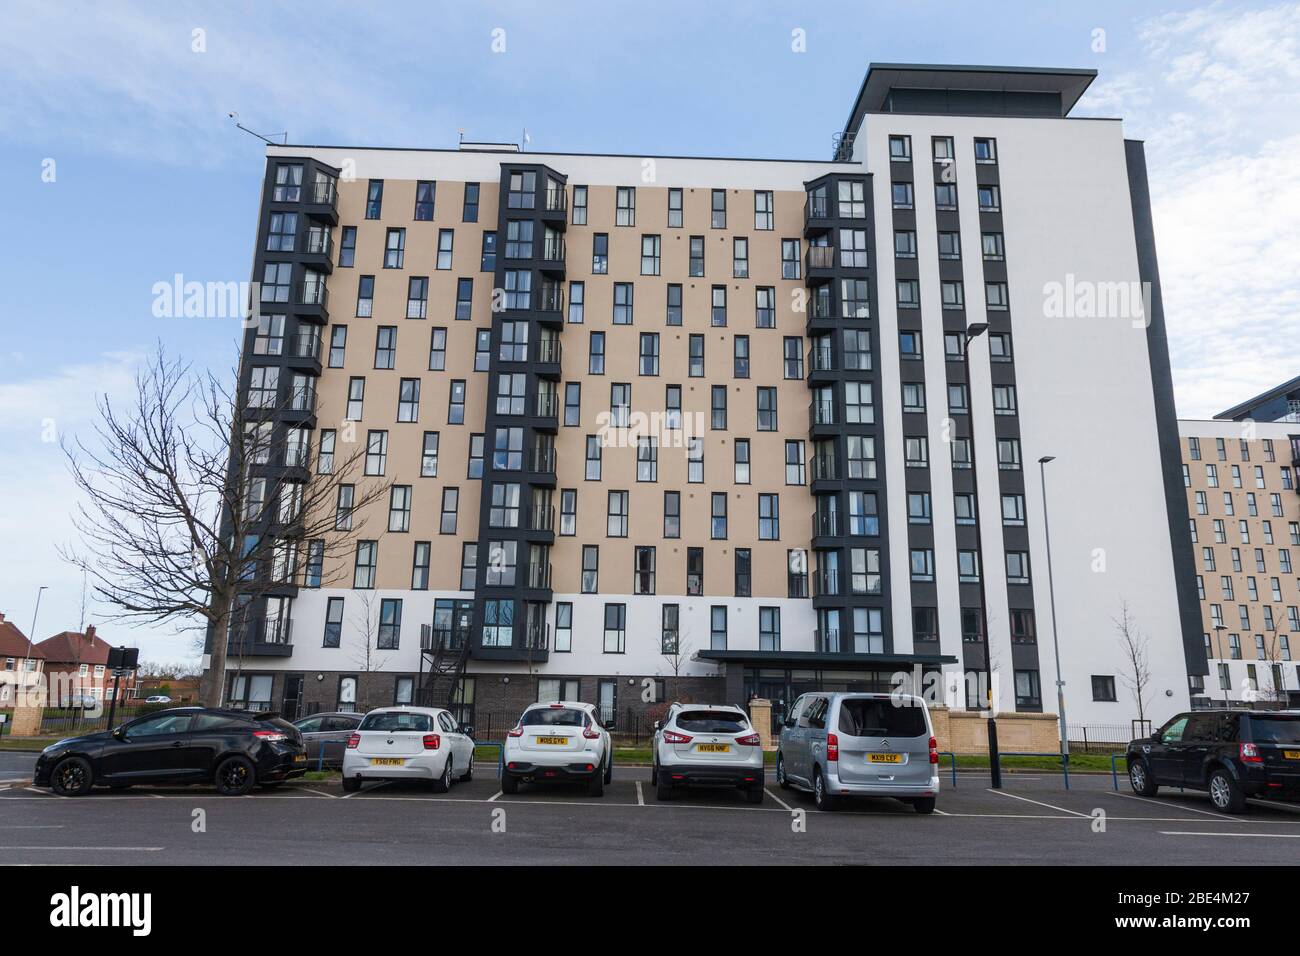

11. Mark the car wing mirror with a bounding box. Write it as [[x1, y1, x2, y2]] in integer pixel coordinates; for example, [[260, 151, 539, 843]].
[[459, 724, 475, 737], [112, 726, 127, 740], [653, 720, 662, 731]]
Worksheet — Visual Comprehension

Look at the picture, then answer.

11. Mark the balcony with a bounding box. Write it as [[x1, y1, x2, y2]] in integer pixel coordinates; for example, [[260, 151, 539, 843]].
[[807, 345, 836, 383], [231, 617, 293, 657], [286, 330, 323, 374], [527, 505, 556, 533], [536, 284, 564, 323], [815, 628, 842, 653], [534, 391, 559, 427], [532, 338, 562, 378], [526, 561, 553, 591], [812, 510, 841, 539], [804, 194, 832, 236], [302, 177, 339, 225], [805, 245, 836, 281], [526, 446, 557, 484], [524, 621, 550, 651], [540, 188, 568, 227], [539, 237, 566, 275], [809, 400, 836, 431], [421, 626, 466, 653], [302, 228, 334, 271], [294, 278, 329, 323], [812, 567, 841, 598], [810, 453, 839, 482]]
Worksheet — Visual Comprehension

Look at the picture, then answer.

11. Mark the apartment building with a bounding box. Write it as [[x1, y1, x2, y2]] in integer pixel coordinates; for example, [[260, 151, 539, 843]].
[[1181, 384, 1300, 708], [205, 64, 1203, 729]]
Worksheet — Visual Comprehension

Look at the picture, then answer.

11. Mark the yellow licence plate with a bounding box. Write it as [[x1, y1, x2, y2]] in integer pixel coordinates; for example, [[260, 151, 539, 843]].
[[369, 757, 405, 767], [697, 743, 731, 753], [293, 754, 306, 763], [1284, 750, 1300, 760], [535, 736, 567, 745], [869, 753, 903, 764]]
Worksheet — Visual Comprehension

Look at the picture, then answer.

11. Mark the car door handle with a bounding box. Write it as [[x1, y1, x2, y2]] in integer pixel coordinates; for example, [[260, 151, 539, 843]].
[[171, 741, 184, 748]]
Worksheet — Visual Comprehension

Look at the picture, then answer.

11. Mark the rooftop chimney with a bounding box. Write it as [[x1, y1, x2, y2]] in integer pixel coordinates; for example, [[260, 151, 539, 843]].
[[85, 624, 97, 643]]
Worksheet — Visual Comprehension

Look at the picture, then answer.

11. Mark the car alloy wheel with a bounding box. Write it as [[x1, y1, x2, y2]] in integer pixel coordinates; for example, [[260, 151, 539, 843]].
[[220, 761, 249, 791], [1129, 763, 1146, 791], [1210, 774, 1230, 809], [55, 760, 87, 794], [776, 754, 787, 788]]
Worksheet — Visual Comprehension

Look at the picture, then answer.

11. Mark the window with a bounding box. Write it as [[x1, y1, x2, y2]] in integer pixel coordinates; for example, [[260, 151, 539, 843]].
[[1006, 551, 1031, 584], [690, 236, 705, 276], [640, 234, 660, 275], [603, 604, 627, 653], [734, 549, 752, 597], [338, 226, 357, 267], [687, 547, 704, 595], [889, 135, 911, 160], [902, 383, 925, 413], [448, 380, 466, 424], [606, 490, 629, 537], [365, 179, 383, 218], [505, 219, 533, 258], [436, 229, 453, 269], [710, 606, 728, 650], [616, 186, 636, 226], [910, 549, 934, 582], [563, 382, 581, 426], [388, 485, 412, 532], [553, 603, 572, 653], [453, 278, 473, 320], [266, 212, 297, 252], [317, 429, 336, 474], [975, 137, 997, 163], [841, 278, 870, 318], [998, 438, 1022, 471], [1015, 670, 1041, 708], [757, 387, 777, 430], [323, 597, 344, 647], [733, 237, 749, 278], [637, 437, 658, 482], [634, 546, 656, 595], [588, 332, 605, 374], [667, 188, 683, 228], [613, 283, 634, 324], [759, 494, 780, 540], [480, 231, 497, 271], [377, 598, 403, 649], [711, 493, 728, 539], [897, 279, 920, 309], [711, 285, 727, 326], [892, 182, 913, 209], [908, 492, 932, 525], [411, 541, 431, 590], [568, 280, 584, 323], [384, 227, 405, 268], [365, 430, 388, 475], [711, 189, 727, 228], [780, 238, 801, 279], [397, 378, 420, 422], [247, 366, 279, 408], [462, 182, 479, 221], [585, 435, 602, 480], [993, 384, 1017, 416], [373, 326, 396, 368], [941, 281, 964, 310], [978, 185, 1001, 212], [572, 185, 587, 224], [986, 282, 1010, 311], [459, 543, 477, 590], [481, 600, 513, 647], [734, 439, 750, 483], [688, 436, 704, 483], [982, 232, 1004, 260], [592, 233, 608, 274], [273, 163, 303, 201], [711, 385, 728, 430], [784, 440, 806, 485], [663, 491, 680, 538], [1010, 609, 1036, 644], [353, 541, 377, 588], [658, 604, 680, 654], [666, 284, 683, 326], [788, 549, 808, 598], [689, 334, 705, 377], [958, 550, 980, 583], [934, 183, 957, 210]]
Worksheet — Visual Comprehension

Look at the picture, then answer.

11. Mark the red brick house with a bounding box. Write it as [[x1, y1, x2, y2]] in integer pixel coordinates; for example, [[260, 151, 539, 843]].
[[35, 626, 134, 707], [0, 611, 45, 708]]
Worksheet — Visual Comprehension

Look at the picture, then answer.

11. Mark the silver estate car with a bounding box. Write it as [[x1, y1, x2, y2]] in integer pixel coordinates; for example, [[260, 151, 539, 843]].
[[776, 692, 939, 813]]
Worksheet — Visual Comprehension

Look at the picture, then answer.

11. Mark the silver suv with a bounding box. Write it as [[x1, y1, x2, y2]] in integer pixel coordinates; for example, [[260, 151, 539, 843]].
[[776, 692, 939, 813]]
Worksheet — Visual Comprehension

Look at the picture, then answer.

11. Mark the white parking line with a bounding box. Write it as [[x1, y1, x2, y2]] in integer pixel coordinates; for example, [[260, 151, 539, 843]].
[[487, 790, 503, 802], [0, 846, 164, 851], [1103, 790, 1244, 821], [301, 788, 337, 799], [764, 788, 794, 811], [933, 808, 951, 815], [987, 789, 1089, 817], [341, 781, 391, 800], [635, 781, 644, 806], [1160, 830, 1300, 839]]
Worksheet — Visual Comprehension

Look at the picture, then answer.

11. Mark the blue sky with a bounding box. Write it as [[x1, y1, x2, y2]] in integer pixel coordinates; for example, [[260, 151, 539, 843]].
[[1, 0, 1296, 662]]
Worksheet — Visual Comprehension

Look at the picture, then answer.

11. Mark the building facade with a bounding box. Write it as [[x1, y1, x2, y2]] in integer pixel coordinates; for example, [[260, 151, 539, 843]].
[[35, 626, 136, 707], [1179, 414, 1300, 707], [205, 64, 1203, 730]]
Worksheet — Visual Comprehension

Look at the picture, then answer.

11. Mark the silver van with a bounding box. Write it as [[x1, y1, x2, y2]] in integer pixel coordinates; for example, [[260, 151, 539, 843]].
[[776, 692, 939, 813]]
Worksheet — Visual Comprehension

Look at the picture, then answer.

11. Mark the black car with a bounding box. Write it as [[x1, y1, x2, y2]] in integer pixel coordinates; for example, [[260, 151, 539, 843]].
[[1126, 709, 1300, 813], [34, 707, 307, 797]]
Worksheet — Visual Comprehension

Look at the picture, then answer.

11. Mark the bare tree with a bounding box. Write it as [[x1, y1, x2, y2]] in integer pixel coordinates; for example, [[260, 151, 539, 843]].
[[1114, 599, 1152, 728], [348, 591, 390, 709], [1260, 630, 1289, 707], [62, 345, 390, 707], [661, 629, 693, 705]]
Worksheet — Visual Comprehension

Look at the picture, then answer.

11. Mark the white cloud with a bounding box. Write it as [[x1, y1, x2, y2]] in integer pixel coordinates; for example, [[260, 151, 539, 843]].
[[0, 352, 201, 665], [1078, 1, 1300, 418]]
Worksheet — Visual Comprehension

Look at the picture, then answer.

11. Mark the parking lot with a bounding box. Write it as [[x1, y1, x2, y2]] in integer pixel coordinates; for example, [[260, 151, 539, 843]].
[[3, 756, 1300, 865]]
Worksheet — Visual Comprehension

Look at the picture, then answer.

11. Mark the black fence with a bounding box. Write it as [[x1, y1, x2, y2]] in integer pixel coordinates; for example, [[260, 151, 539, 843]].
[[37, 703, 171, 738]]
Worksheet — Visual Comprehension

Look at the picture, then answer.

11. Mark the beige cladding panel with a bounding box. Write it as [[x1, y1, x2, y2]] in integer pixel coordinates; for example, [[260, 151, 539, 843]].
[[310, 177, 827, 597]]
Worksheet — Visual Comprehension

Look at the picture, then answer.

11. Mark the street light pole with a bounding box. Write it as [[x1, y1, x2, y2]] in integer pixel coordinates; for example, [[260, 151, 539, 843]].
[[1038, 456, 1068, 766], [962, 322, 1002, 788], [23, 586, 48, 705]]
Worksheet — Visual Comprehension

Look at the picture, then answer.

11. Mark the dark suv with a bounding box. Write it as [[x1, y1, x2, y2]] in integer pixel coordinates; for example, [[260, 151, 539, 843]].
[[34, 707, 307, 797], [1126, 709, 1300, 813]]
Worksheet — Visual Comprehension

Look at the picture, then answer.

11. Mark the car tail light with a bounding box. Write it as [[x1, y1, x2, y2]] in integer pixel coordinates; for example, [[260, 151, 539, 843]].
[[662, 730, 692, 744], [253, 730, 287, 742], [346, 733, 360, 750], [582, 725, 601, 740], [1241, 742, 1263, 764], [826, 733, 839, 762], [929, 735, 939, 765], [507, 726, 523, 738], [735, 732, 761, 746], [423, 734, 441, 751]]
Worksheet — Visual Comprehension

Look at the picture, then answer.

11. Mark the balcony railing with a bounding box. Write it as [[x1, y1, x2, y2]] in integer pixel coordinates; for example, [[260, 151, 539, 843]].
[[528, 506, 556, 532], [526, 561, 553, 590], [810, 297, 833, 321], [527, 446, 556, 474], [309, 178, 337, 207], [541, 237, 566, 262], [809, 346, 834, 372], [813, 567, 841, 597], [240, 617, 293, 646], [289, 331, 322, 361], [810, 453, 838, 481], [421, 626, 466, 652], [805, 194, 830, 222], [524, 622, 550, 651], [534, 338, 562, 364], [537, 285, 564, 313], [297, 281, 328, 307], [807, 245, 836, 270], [289, 382, 316, 412], [816, 627, 841, 653], [305, 229, 333, 257], [810, 400, 836, 426], [535, 392, 559, 418], [812, 510, 841, 537], [544, 189, 567, 213]]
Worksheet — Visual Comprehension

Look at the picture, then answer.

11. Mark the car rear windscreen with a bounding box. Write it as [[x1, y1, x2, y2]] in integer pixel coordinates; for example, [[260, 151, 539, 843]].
[[522, 708, 587, 727], [676, 710, 749, 733], [359, 712, 432, 733], [838, 699, 927, 738], [1247, 715, 1300, 745]]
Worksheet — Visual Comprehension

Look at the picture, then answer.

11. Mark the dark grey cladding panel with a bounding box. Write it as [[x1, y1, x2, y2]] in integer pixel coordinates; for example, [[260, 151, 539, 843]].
[[882, 88, 1065, 117], [1124, 139, 1209, 679]]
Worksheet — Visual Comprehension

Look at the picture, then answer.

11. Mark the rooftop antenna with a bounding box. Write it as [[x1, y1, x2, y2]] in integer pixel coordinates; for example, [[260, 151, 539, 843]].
[[228, 112, 288, 146]]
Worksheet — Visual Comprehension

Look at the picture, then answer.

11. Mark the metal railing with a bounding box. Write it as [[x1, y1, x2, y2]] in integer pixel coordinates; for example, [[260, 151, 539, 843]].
[[809, 400, 836, 426], [534, 338, 562, 364], [527, 446, 556, 474], [535, 391, 559, 418], [289, 331, 322, 361], [808, 346, 834, 372], [297, 280, 328, 307], [305, 229, 333, 257], [526, 561, 553, 590], [524, 622, 550, 649], [537, 285, 564, 312], [309, 178, 337, 207], [541, 237, 566, 262], [528, 506, 556, 532], [804, 194, 830, 222], [811, 509, 840, 537], [810, 453, 838, 481], [806, 245, 836, 270], [544, 189, 567, 213], [420, 627, 467, 652]]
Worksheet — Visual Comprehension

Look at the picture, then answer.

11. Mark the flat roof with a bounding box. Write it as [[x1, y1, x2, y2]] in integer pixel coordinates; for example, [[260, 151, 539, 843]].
[[842, 62, 1098, 134]]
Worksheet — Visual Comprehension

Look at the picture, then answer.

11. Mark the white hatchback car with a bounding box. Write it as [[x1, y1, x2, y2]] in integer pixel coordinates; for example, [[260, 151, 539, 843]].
[[651, 703, 765, 803], [342, 706, 475, 793], [501, 702, 612, 796]]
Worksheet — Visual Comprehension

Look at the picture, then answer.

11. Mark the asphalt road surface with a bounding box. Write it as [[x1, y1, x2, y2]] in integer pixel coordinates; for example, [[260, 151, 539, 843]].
[[2, 764, 1299, 865]]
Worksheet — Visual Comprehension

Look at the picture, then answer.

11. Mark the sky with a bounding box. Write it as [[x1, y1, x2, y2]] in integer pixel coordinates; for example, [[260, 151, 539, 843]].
[[0, 0, 1296, 665]]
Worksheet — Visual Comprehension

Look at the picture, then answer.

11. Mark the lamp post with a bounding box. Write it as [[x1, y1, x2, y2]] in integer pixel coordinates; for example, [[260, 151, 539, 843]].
[[24, 586, 48, 706], [961, 322, 1002, 788], [1038, 456, 1068, 766]]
